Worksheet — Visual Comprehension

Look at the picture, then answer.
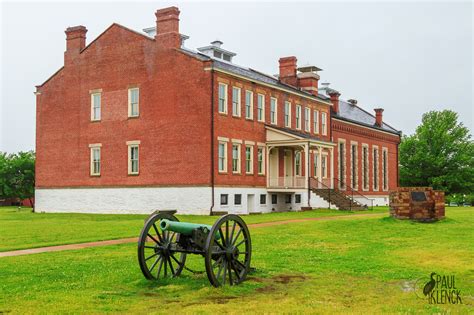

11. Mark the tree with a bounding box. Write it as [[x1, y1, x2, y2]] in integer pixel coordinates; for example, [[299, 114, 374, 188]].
[[399, 110, 474, 195], [0, 151, 35, 209]]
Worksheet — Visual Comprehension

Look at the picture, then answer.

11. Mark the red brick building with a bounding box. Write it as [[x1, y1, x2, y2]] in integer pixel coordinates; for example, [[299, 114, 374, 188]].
[[35, 7, 401, 214]]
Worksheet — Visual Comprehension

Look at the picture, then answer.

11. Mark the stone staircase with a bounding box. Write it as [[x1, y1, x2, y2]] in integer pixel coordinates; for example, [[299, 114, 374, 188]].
[[311, 188, 366, 210]]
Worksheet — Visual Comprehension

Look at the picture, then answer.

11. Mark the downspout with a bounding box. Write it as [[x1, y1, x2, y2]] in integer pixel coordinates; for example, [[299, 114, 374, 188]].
[[210, 65, 215, 216], [307, 141, 311, 207]]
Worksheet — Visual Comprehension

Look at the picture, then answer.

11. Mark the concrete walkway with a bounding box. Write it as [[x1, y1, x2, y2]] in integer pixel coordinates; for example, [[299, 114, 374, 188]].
[[0, 212, 384, 258]]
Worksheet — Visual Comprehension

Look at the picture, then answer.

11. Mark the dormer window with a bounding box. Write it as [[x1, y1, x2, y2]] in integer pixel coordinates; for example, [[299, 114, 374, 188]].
[[197, 40, 236, 63]]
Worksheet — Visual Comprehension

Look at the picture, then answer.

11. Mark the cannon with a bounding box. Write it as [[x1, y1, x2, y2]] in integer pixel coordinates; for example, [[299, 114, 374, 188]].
[[137, 213, 252, 287]]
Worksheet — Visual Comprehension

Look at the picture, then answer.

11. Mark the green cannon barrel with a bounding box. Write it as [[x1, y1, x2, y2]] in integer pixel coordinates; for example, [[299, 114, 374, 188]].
[[160, 219, 221, 240]]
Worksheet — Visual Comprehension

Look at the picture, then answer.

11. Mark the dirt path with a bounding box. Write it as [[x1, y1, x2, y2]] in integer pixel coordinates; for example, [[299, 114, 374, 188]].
[[0, 212, 384, 258]]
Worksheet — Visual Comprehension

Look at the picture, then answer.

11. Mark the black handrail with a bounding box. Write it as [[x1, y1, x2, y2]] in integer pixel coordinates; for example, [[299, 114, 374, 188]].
[[309, 177, 374, 210]]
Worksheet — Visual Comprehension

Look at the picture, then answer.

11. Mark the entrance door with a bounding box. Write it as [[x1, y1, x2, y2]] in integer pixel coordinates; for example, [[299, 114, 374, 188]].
[[247, 194, 255, 213], [284, 150, 293, 187], [269, 148, 279, 187]]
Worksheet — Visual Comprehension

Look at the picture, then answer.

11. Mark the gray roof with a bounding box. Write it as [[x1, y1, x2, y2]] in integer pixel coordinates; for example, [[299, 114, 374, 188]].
[[180, 48, 400, 135], [334, 99, 400, 134], [180, 48, 329, 103]]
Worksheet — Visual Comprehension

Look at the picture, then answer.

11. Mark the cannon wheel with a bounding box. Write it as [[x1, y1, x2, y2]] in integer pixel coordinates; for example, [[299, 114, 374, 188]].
[[204, 214, 251, 287], [138, 213, 186, 280]]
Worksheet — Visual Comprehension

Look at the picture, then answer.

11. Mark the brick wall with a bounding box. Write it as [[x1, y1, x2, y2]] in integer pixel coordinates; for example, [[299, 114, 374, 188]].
[[389, 187, 445, 221]]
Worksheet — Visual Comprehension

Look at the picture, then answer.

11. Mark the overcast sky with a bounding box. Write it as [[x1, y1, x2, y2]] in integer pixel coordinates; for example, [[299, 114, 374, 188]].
[[0, 1, 472, 153]]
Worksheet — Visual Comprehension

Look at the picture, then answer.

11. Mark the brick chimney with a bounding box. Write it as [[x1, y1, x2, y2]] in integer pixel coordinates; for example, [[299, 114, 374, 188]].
[[374, 108, 384, 126], [328, 90, 341, 114], [297, 66, 321, 96], [64, 26, 87, 64], [155, 6, 181, 49], [279, 56, 298, 87]]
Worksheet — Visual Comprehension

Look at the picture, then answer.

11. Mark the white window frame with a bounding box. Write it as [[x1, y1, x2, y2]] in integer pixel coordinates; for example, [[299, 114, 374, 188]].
[[232, 142, 241, 174], [350, 141, 358, 190], [232, 86, 241, 117], [373, 145, 379, 191], [218, 83, 228, 114], [304, 107, 311, 132], [295, 151, 302, 176], [295, 105, 302, 130], [218, 138, 229, 173], [128, 87, 139, 118], [257, 94, 265, 122], [338, 139, 347, 190], [89, 143, 102, 176], [245, 145, 254, 174], [270, 97, 278, 125], [245, 90, 253, 120], [382, 147, 389, 191], [362, 143, 369, 191], [90, 92, 101, 121], [313, 152, 319, 178], [127, 140, 140, 175], [321, 154, 328, 178], [321, 112, 327, 135], [284, 101, 292, 128], [257, 146, 265, 175], [313, 110, 319, 134]]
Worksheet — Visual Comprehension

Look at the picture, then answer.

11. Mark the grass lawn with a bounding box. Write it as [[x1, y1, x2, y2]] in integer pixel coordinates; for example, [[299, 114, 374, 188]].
[[0, 206, 386, 252], [0, 207, 472, 313]]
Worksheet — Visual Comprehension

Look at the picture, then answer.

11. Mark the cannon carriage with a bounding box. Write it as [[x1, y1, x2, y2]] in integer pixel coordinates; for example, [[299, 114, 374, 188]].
[[137, 213, 252, 287]]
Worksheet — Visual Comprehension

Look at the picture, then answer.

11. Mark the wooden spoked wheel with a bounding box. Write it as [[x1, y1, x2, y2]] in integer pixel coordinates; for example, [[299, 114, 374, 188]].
[[137, 213, 186, 280], [204, 214, 252, 287]]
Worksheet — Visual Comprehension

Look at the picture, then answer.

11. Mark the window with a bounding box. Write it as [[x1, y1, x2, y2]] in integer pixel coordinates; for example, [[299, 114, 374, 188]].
[[245, 90, 253, 119], [284, 101, 291, 127], [322, 155, 327, 178], [362, 145, 369, 190], [313, 153, 319, 178], [232, 143, 241, 173], [295, 151, 302, 176], [313, 110, 319, 134], [338, 140, 346, 189], [270, 97, 277, 124], [89, 145, 101, 176], [260, 194, 266, 205], [295, 194, 301, 204], [257, 94, 265, 122], [257, 146, 265, 175], [382, 148, 388, 191], [351, 143, 358, 190], [127, 142, 140, 175], [220, 194, 228, 205], [128, 88, 139, 117], [285, 194, 292, 203], [245, 146, 253, 174], [218, 142, 227, 173], [373, 146, 379, 191], [304, 107, 311, 132], [271, 194, 277, 204], [321, 112, 327, 135], [234, 194, 242, 205], [91, 92, 101, 121], [232, 87, 241, 117], [218, 83, 227, 114], [295, 105, 302, 129]]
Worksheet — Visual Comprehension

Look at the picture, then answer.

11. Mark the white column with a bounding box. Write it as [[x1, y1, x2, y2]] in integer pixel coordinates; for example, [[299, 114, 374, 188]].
[[318, 146, 323, 188], [304, 143, 309, 189], [330, 147, 334, 189], [266, 146, 271, 188]]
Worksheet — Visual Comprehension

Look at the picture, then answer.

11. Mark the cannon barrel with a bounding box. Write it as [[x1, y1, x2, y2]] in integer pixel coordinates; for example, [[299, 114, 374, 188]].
[[160, 219, 221, 239]]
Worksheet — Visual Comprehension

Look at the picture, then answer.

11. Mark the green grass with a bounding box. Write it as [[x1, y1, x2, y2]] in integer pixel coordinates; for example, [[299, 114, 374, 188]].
[[0, 206, 386, 252], [0, 207, 472, 313]]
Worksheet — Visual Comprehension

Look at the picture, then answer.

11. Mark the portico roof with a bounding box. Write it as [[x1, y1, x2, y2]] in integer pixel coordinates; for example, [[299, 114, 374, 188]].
[[265, 125, 335, 148]]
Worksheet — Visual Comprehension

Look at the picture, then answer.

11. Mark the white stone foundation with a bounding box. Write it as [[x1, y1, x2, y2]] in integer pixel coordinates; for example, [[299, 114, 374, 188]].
[[354, 195, 389, 207]]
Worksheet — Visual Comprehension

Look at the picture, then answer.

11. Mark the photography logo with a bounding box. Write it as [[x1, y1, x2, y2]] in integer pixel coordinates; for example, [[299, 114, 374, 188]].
[[414, 272, 462, 304]]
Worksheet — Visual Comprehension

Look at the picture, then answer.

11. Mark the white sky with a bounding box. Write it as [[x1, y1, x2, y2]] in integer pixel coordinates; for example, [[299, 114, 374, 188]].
[[1, 1, 472, 153]]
